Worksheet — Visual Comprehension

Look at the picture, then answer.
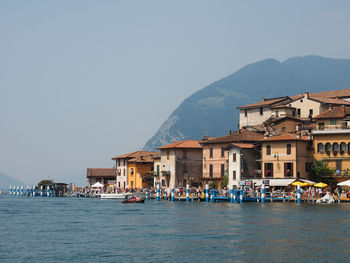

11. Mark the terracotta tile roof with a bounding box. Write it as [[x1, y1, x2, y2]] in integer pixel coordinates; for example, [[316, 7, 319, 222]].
[[310, 89, 350, 99], [264, 116, 307, 125], [87, 168, 116, 177], [262, 133, 310, 142], [271, 104, 296, 109], [237, 97, 290, 109], [128, 155, 156, 163], [314, 107, 350, 119], [309, 96, 350, 105], [112, 151, 159, 160], [158, 140, 202, 149], [201, 129, 264, 144], [229, 143, 255, 149]]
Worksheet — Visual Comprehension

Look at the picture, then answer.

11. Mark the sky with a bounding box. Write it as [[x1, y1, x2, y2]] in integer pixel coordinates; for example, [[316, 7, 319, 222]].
[[1, 0, 350, 185]]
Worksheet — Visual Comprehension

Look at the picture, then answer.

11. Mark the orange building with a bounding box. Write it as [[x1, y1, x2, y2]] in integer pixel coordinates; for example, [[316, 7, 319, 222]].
[[128, 154, 159, 189]]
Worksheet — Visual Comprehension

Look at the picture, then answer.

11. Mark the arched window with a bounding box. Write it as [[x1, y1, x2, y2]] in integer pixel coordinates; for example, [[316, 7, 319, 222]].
[[333, 142, 339, 152], [325, 143, 332, 151], [317, 143, 324, 153], [348, 143, 350, 152], [266, 145, 271, 156], [286, 144, 291, 155], [340, 142, 346, 152]]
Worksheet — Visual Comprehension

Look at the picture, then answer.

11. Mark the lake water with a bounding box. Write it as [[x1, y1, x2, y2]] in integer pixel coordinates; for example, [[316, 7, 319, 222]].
[[1, 195, 350, 263]]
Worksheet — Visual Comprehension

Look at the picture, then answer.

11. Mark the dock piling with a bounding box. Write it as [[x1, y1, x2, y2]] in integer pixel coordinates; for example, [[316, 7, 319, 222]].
[[186, 184, 189, 202], [205, 184, 209, 202], [32, 185, 35, 197], [156, 184, 160, 201], [230, 186, 234, 203], [40, 185, 43, 197], [47, 185, 50, 197], [171, 185, 174, 202], [297, 184, 301, 204], [261, 184, 265, 204]]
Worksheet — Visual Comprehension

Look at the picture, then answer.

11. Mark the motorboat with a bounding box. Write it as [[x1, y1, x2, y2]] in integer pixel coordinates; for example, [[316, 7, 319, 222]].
[[121, 196, 145, 204], [100, 193, 131, 199]]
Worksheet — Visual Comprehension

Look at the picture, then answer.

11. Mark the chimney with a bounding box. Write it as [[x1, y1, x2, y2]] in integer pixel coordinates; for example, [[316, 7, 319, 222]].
[[202, 135, 209, 140], [262, 97, 267, 101], [228, 130, 232, 135], [238, 129, 241, 134], [304, 92, 309, 98]]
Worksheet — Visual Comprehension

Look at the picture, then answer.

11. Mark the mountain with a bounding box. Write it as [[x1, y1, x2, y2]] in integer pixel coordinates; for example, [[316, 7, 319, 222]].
[[143, 55, 350, 150], [0, 173, 25, 190]]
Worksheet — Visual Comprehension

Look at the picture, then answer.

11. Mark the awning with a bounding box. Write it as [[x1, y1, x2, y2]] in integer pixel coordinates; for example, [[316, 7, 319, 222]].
[[299, 179, 316, 184], [338, 179, 350, 186], [253, 179, 296, 187]]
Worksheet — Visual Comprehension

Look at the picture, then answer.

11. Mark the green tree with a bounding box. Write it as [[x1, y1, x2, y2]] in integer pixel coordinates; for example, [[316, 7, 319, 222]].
[[221, 175, 228, 189], [37, 179, 54, 187], [310, 160, 336, 186]]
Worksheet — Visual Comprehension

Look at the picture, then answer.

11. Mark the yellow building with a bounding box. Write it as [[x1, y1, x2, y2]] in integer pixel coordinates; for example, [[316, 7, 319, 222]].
[[261, 133, 313, 179], [313, 107, 350, 177], [128, 155, 157, 189]]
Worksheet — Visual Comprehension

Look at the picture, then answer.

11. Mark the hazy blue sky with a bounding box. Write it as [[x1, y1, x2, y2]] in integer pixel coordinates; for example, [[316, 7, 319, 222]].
[[1, 1, 350, 185]]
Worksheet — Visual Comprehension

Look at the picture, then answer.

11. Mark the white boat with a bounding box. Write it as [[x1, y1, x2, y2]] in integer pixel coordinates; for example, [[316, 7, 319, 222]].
[[100, 193, 131, 199]]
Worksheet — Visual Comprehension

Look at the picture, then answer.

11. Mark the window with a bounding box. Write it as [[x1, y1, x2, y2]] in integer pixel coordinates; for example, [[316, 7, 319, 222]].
[[282, 127, 286, 132], [167, 150, 170, 160], [123, 169, 125, 176], [286, 144, 291, 155], [292, 110, 296, 117], [259, 107, 264, 115], [340, 142, 346, 152], [309, 109, 313, 116], [118, 169, 121, 176], [264, 163, 273, 177], [331, 120, 337, 125], [348, 142, 350, 152], [266, 145, 271, 156], [276, 111, 279, 117], [244, 109, 247, 117], [317, 143, 325, 153], [284, 162, 293, 177], [118, 182, 120, 187], [131, 181, 134, 188], [232, 153, 237, 162], [297, 109, 301, 116], [161, 179, 165, 187], [209, 164, 213, 178], [305, 162, 312, 172], [130, 168, 134, 175], [333, 142, 339, 152], [325, 143, 331, 151], [318, 122, 325, 130], [221, 164, 225, 177], [157, 165, 160, 176], [232, 171, 236, 180], [123, 182, 125, 188], [117, 160, 120, 166], [221, 148, 225, 157], [336, 160, 342, 173], [209, 148, 213, 158]]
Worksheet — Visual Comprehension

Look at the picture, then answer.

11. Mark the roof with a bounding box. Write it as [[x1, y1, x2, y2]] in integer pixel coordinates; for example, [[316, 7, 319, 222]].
[[264, 116, 306, 125], [112, 151, 159, 160], [262, 133, 310, 142], [158, 140, 202, 149], [309, 96, 350, 105], [227, 143, 255, 149], [237, 97, 289, 109], [201, 129, 264, 145], [87, 168, 116, 177], [310, 89, 350, 99], [128, 155, 157, 163], [314, 107, 350, 119]]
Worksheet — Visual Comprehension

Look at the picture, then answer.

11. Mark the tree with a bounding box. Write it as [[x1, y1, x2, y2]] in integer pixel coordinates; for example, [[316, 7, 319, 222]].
[[310, 160, 336, 186], [37, 179, 54, 187], [221, 175, 228, 189]]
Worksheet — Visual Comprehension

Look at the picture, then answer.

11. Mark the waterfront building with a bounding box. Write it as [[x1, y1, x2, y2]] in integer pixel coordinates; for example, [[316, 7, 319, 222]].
[[152, 156, 165, 187], [200, 129, 264, 188], [127, 154, 159, 189], [261, 133, 313, 180], [157, 140, 202, 189], [86, 168, 117, 187], [263, 116, 312, 136], [226, 143, 259, 188], [313, 107, 350, 178], [112, 151, 159, 189]]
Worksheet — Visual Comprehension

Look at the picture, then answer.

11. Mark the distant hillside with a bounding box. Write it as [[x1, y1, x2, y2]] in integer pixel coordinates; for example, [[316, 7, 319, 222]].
[[144, 55, 350, 150], [0, 173, 25, 190]]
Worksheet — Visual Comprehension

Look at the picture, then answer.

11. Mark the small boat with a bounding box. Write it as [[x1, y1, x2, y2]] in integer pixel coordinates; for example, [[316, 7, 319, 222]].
[[100, 193, 131, 199], [121, 196, 145, 204]]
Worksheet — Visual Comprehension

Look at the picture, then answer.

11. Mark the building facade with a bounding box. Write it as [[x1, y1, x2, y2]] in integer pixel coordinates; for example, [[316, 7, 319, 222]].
[[261, 133, 313, 180], [158, 140, 203, 189], [86, 168, 117, 187]]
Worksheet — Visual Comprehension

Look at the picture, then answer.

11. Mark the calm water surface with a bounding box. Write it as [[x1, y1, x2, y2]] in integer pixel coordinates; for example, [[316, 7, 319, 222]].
[[1, 195, 350, 262]]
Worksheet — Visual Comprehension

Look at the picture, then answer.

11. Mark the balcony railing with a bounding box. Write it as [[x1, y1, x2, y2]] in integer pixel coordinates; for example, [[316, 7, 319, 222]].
[[316, 123, 350, 130]]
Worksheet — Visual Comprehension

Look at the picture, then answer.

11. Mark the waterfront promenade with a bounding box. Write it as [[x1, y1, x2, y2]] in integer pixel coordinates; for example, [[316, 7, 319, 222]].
[[1, 195, 350, 262]]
